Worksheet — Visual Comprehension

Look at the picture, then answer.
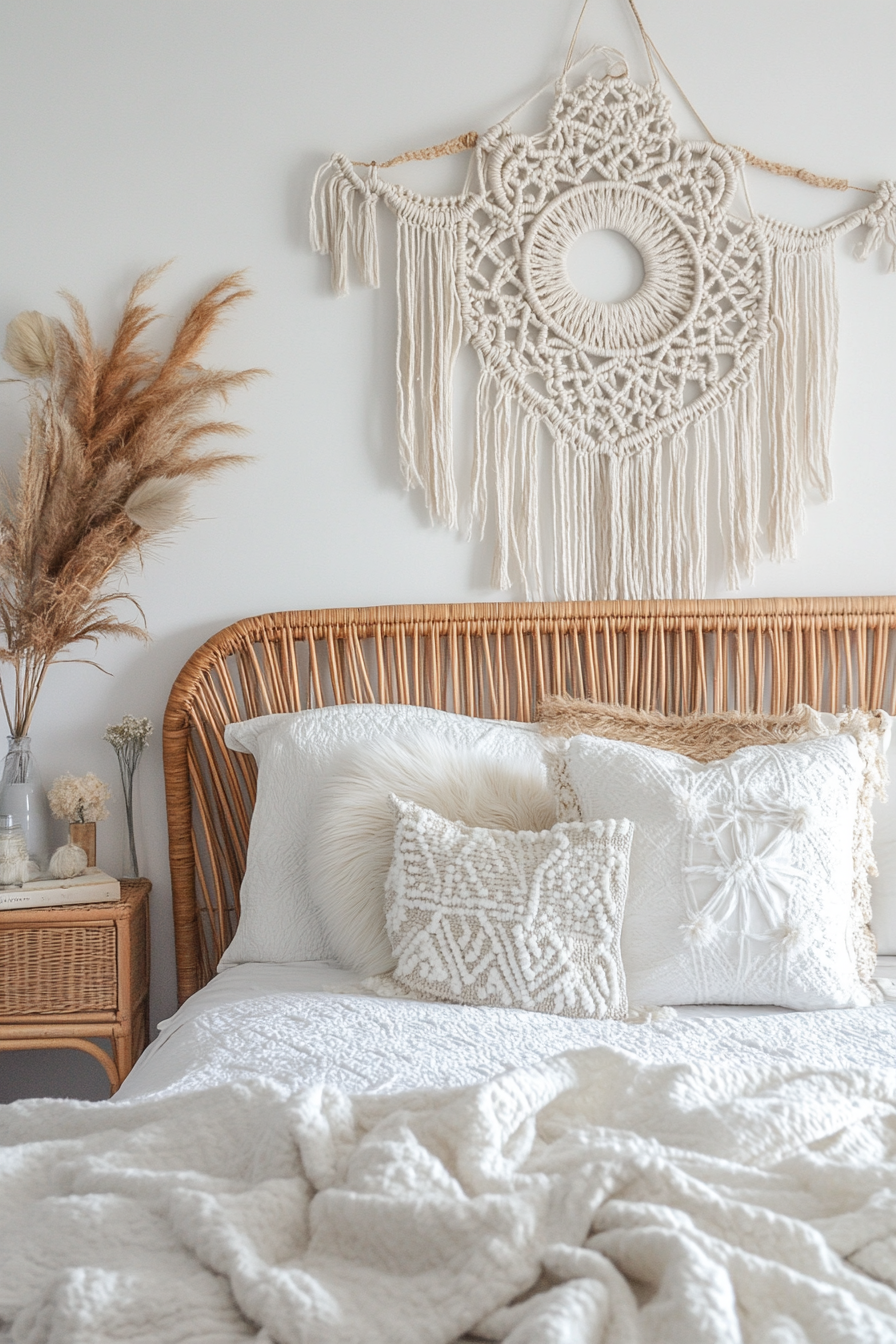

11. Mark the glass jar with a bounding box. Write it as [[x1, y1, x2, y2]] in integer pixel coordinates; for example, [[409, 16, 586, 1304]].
[[0, 813, 30, 886]]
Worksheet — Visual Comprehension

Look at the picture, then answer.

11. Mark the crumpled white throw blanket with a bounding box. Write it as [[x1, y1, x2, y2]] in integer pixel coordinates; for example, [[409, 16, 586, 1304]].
[[2, 1046, 896, 1343]]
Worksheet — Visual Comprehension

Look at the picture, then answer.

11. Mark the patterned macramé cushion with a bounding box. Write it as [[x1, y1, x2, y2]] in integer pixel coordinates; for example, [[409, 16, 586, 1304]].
[[542, 700, 888, 1000], [564, 733, 874, 1010], [537, 698, 827, 762], [383, 796, 633, 1020]]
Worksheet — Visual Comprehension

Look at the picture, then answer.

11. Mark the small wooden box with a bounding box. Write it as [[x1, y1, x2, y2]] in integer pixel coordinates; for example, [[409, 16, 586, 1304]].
[[0, 879, 151, 1094]]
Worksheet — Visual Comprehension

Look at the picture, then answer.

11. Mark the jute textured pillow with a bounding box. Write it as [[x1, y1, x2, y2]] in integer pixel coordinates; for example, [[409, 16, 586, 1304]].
[[383, 797, 633, 1019], [537, 699, 827, 762]]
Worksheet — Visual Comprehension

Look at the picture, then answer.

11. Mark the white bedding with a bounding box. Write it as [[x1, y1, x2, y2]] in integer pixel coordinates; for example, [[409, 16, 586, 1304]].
[[4, 967, 896, 1340], [5, 1033, 896, 1341], [118, 960, 896, 1102]]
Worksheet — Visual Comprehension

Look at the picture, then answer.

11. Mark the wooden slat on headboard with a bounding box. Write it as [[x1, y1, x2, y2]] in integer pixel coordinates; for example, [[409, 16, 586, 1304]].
[[163, 597, 896, 1002]]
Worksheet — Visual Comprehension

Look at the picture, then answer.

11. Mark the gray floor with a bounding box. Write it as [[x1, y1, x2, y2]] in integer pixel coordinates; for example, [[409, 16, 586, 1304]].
[[1, 1046, 114, 1103]]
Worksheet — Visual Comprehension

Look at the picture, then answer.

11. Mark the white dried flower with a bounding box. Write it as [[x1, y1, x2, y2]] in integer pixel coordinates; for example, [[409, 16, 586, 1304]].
[[124, 477, 192, 533], [105, 715, 152, 880], [2, 311, 57, 379], [104, 715, 153, 752], [47, 772, 111, 823]]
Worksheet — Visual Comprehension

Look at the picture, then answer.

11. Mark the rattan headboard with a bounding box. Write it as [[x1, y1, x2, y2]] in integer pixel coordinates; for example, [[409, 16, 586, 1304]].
[[163, 597, 896, 1002]]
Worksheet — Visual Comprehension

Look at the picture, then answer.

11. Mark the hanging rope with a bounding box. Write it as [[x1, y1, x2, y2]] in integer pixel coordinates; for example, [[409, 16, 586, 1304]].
[[736, 147, 849, 193], [350, 0, 871, 193]]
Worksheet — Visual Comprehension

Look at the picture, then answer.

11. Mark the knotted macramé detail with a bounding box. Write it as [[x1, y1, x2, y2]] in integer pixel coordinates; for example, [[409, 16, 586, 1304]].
[[312, 58, 896, 600], [544, 702, 888, 1001], [382, 795, 633, 1019]]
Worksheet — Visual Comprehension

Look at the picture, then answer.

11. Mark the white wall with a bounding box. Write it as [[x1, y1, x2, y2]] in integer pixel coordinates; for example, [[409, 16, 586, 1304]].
[[0, 0, 894, 1100]]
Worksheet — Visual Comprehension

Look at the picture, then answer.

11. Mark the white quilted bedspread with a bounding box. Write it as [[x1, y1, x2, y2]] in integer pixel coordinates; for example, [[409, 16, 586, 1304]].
[[118, 964, 896, 1101], [4, 1040, 896, 1341]]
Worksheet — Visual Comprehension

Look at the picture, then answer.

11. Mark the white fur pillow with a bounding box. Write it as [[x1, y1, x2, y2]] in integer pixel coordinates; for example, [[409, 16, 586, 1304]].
[[306, 735, 559, 975]]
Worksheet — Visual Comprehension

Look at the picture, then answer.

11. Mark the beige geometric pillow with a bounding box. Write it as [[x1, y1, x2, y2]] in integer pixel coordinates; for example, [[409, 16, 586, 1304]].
[[383, 796, 633, 1019], [537, 697, 887, 1001]]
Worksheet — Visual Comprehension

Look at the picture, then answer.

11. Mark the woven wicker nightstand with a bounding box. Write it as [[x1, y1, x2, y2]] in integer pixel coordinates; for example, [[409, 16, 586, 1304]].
[[0, 879, 150, 1094]]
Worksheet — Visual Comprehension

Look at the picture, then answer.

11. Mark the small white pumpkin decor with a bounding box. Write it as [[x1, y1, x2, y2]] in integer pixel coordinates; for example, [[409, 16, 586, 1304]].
[[48, 843, 88, 880]]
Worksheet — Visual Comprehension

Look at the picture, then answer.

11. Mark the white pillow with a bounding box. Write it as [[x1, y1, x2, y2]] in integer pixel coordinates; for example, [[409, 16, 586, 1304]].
[[222, 705, 550, 967], [306, 735, 558, 975], [383, 796, 633, 1019], [564, 734, 873, 1009]]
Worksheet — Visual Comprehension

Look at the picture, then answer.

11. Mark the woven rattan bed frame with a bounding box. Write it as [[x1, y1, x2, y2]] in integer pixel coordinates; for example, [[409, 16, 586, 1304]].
[[163, 597, 896, 1003]]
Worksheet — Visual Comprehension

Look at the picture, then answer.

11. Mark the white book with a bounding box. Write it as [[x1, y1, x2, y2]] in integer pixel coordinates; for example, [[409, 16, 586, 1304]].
[[0, 868, 121, 911]]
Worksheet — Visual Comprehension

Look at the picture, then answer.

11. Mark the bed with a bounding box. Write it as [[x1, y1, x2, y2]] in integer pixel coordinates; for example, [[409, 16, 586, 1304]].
[[4, 597, 896, 1343]]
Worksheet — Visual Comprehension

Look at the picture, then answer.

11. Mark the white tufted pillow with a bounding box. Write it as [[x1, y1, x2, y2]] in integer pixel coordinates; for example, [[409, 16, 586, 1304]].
[[382, 796, 633, 1019], [565, 733, 874, 1009]]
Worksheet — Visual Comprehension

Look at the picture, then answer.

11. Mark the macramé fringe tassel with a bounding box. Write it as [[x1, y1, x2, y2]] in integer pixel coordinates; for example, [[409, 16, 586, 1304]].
[[395, 219, 463, 529], [763, 244, 838, 562], [310, 157, 463, 529], [551, 424, 714, 602], [472, 371, 542, 597], [309, 156, 380, 294], [719, 378, 762, 590]]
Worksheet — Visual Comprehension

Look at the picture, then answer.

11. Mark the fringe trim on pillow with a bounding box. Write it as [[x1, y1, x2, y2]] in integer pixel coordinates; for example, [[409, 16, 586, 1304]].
[[836, 708, 889, 1003]]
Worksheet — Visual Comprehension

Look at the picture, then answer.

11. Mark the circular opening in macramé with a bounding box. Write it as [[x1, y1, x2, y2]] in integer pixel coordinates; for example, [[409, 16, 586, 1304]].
[[521, 183, 701, 355], [565, 228, 645, 304]]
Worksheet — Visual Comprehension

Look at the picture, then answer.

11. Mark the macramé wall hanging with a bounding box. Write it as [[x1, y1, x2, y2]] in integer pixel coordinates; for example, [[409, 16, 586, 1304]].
[[310, 1, 896, 601]]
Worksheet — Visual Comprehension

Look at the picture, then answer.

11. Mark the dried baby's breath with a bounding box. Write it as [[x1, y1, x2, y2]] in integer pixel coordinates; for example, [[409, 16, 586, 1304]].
[[105, 715, 152, 877], [104, 715, 153, 752]]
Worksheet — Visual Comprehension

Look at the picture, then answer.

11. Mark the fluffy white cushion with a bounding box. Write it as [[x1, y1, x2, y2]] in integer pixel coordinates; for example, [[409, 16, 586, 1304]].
[[565, 733, 873, 1009], [307, 735, 558, 975], [222, 705, 550, 967], [383, 796, 633, 1018]]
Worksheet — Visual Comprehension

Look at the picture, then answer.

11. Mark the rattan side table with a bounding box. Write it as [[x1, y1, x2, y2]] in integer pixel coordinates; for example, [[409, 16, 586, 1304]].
[[0, 879, 150, 1095]]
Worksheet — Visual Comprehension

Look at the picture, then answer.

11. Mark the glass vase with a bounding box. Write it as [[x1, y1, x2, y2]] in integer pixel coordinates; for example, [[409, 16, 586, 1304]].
[[122, 799, 139, 880], [0, 736, 52, 869]]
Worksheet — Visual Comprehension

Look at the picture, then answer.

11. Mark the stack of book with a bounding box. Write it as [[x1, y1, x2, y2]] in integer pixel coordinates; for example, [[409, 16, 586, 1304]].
[[0, 869, 121, 911]]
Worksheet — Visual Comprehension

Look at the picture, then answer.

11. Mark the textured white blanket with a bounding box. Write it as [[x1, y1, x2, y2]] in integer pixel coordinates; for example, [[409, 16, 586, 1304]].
[[2, 1047, 896, 1343]]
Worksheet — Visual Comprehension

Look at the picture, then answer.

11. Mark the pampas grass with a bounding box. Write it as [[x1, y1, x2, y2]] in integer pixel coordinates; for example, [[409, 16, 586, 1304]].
[[0, 264, 262, 736]]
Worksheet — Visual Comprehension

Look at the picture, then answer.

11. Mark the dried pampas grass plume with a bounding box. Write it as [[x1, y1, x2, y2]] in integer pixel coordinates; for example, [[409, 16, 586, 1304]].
[[0, 265, 264, 736], [124, 476, 192, 533], [2, 311, 57, 379]]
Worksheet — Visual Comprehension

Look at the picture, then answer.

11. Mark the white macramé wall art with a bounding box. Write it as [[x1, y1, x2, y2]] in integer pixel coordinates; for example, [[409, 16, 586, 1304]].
[[311, 47, 896, 602]]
